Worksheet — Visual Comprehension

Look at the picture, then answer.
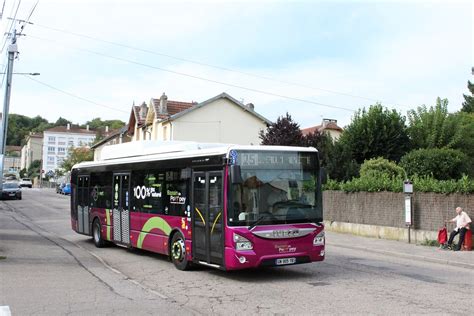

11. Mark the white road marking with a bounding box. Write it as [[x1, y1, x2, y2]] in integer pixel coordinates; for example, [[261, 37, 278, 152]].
[[0, 306, 11, 316]]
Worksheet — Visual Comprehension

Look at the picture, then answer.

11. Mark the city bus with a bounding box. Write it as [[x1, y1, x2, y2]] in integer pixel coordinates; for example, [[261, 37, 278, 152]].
[[70, 141, 325, 270]]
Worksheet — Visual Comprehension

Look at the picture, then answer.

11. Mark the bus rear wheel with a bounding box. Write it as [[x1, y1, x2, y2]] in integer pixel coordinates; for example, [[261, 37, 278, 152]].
[[92, 219, 106, 248], [170, 232, 190, 270]]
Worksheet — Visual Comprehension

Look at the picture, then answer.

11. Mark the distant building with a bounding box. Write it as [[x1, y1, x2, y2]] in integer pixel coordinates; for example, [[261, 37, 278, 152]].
[[42, 124, 96, 175], [20, 132, 43, 170], [129, 92, 271, 145], [4, 145, 22, 174], [301, 118, 343, 141]]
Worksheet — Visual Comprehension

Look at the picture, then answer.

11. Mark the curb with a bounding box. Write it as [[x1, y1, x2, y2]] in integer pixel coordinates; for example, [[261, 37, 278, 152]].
[[329, 243, 474, 270]]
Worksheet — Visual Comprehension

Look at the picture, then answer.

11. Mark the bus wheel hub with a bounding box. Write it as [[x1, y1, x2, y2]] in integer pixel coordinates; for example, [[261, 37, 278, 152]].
[[172, 239, 185, 261]]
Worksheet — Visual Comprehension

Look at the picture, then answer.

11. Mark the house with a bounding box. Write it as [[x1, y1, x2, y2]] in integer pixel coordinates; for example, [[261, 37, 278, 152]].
[[129, 92, 271, 145], [42, 124, 96, 175], [301, 118, 343, 141], [20, 132, 43, 170], [91, 125, 131, 161]]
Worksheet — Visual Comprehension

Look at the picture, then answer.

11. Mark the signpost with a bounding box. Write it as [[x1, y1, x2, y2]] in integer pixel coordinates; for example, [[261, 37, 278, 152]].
[[404, 180, 413, 243]]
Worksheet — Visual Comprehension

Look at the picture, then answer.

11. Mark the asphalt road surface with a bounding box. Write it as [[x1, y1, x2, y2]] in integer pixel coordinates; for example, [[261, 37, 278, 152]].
[[1, 189, 473, 315]]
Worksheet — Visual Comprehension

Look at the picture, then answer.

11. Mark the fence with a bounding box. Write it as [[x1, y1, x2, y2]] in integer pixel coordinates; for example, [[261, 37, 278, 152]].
[[323, 191, 473, 241]]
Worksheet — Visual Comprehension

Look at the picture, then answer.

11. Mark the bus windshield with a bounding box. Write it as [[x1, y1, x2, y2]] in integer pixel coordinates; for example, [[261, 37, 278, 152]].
[[228, 150, 322, 226]]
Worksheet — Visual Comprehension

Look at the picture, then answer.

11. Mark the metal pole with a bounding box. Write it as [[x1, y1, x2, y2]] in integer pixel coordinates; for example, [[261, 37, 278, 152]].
[[0, 30, 18, 185]]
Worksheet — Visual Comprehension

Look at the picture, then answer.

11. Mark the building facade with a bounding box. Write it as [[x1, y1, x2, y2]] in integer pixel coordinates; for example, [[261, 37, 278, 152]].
[[42, 124, 96, 174], [301, 118, 343, 141], [20, 132, 43, 170], [4, 145, 22, 174], [129, 92, 271, 145]]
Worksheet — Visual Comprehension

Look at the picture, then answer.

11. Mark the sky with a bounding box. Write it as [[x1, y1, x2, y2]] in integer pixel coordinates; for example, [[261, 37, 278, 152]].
[[0, 0, 472, 129]]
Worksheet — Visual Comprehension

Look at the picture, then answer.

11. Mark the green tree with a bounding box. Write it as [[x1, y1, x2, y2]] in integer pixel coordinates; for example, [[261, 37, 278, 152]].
[[339, 104, 410, 164], [453, 112, 474, 172], [27, 160, 42, 179], [461, 81, 474, 113], [7, 114, 32, 146], [326, 141, 360, 181], [60, 146, 93, 171], [359, 157, 405, 179], [259, 113, 304, 146], [400, 148, 468, 180], [82, 117, 125, 130], [302, 131, 333, 167], [54, 117, 72, 127], [407, 98, 462, 149]]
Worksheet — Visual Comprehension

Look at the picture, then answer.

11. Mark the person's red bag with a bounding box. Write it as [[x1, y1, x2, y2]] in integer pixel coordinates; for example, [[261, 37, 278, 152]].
[[438, 226, 447, 245]]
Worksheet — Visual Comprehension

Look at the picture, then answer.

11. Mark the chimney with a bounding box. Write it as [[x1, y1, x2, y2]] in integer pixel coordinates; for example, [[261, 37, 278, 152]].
[[140, 102, 148, 119], [322, 118, 336, 128], [160, 92, 168, 114], [246, 103, 254, 110], [86, 124, 89, 131], [67, 123, 70, 130], [105, 126, 109, 133]]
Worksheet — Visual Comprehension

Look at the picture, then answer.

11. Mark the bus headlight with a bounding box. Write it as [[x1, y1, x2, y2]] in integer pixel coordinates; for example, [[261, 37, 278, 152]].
[[233, 233, 253, 251], [313, 231, 325, 246]]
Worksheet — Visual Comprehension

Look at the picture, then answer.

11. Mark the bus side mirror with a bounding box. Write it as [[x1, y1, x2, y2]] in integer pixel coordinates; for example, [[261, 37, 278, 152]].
[[320, 167, 327, 185], [230, 165, 243, 184]]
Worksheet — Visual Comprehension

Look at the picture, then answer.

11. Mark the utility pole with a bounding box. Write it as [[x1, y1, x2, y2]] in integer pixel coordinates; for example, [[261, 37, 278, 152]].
[[0, 29, 18, 185]]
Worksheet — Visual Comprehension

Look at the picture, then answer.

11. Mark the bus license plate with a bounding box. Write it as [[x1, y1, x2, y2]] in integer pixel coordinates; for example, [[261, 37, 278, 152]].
[[276, 257, 296, 265]]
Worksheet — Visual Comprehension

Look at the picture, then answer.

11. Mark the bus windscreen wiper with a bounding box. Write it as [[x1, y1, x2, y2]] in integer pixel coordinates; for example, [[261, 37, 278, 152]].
[[248, 214, 285, 231]]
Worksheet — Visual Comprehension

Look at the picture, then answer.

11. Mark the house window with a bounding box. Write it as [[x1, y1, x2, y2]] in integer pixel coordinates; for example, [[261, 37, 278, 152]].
[[47, 146, 55, 154], [68, 137, 74, 146], [57, 157, 64, 165], [48, 136, 56, 144], [58, 137, 66, 145], [58, 147, 66, 155], [47, 156, 55, 165]]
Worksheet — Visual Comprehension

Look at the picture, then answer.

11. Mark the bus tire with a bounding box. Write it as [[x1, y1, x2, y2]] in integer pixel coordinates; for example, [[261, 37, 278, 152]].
[[92, 219, 106, 248], [170, 232, 190, 271]]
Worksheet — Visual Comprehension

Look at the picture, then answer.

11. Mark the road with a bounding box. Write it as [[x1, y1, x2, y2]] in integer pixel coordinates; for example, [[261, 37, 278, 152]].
[[1, 189, 473, 315]]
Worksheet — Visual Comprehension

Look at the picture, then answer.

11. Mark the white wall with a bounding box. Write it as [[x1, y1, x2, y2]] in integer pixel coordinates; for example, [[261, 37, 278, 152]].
[[42, 131, 95, 174], [168, 98, 267, 145]]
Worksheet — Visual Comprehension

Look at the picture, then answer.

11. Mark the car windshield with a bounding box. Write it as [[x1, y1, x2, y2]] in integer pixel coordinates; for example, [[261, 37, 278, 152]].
[[22, 178, 31, 181], [228, 150, 322, 226], [3, 183, 19, 189]]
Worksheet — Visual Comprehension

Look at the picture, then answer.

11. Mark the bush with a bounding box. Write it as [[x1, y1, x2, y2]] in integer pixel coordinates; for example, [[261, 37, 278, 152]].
[[360, 157, 406, 179], [323, 174, 474, 194], [400, 148, 468, 180]]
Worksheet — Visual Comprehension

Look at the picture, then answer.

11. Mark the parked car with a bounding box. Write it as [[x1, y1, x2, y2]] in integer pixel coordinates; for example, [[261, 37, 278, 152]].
[[1, 182, 22, 200], [19, 178, 33, 188], [61, 183, 71, 195], [56, 183, 65, 194]]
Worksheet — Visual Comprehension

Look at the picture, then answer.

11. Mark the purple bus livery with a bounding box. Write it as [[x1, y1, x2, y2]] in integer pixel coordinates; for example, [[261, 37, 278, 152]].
[[70, 141, 325, 270]]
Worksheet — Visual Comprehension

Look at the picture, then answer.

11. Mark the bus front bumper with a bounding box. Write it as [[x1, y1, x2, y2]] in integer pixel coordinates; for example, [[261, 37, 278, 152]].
[[224, 246, 325, 270]]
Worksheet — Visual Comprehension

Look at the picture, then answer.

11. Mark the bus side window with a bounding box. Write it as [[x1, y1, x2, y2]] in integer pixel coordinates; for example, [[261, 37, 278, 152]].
[[90, 172, 112, 209], [131, 170, 164, 215], [164, 170, 188, 217]]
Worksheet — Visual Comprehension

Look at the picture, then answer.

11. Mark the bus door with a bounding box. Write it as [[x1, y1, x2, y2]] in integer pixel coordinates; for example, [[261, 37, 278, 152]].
[[77, 175, 90, 235], [192, 171, 224, 266], [112, 173, 131, 245]]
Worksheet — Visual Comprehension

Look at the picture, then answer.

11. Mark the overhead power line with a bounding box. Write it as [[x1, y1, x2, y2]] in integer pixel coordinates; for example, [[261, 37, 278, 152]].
[[31, 22, 392, 105], [24, 75, 129, 114], [0, 0, 22, 54], [27, 35, 356, 113]]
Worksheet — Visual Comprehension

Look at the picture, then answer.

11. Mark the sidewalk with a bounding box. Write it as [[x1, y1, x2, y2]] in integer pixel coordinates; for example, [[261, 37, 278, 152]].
[[326, 231, 474, 270]]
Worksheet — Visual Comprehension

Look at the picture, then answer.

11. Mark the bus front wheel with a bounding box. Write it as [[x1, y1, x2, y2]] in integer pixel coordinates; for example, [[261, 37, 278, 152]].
[[92, 219, 106, 248], [170, 232, 190, 270]]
